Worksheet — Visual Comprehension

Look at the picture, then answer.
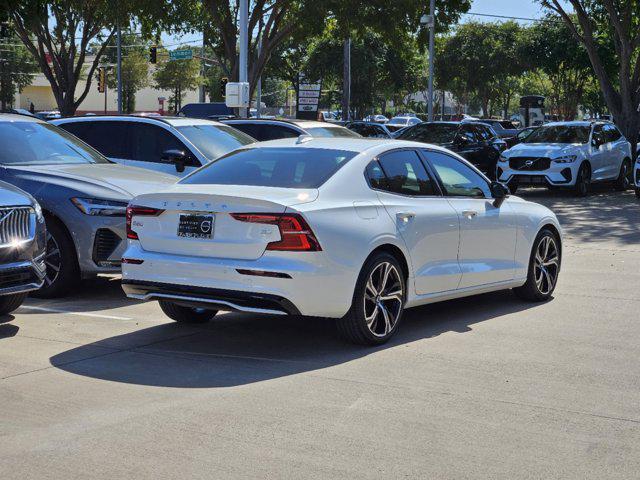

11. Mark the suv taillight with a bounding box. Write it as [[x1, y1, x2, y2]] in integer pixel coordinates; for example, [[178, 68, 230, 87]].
[[126, 205, 164, 240], [230, 213, 321, 251]]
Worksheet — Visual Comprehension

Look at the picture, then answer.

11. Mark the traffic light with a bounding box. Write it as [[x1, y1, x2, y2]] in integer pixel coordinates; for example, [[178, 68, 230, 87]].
[[220, 77, 228, 98], [97, 67, 106, 93], [149, 46, 157, 64]]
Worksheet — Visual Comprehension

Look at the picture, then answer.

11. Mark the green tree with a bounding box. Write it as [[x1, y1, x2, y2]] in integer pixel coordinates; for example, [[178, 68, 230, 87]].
[[0, 26, 38, 109], [541, 0, 640, 155], [154, 49, 201, 113]]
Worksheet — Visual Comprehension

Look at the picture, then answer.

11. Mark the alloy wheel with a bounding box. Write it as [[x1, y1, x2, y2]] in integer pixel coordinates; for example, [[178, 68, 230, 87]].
[[363, 262, 404, 337], [622, 162, 631, 189], [533, 236, 559, 295], [44, 231, 62, 287], [578, 166, 590, 195]]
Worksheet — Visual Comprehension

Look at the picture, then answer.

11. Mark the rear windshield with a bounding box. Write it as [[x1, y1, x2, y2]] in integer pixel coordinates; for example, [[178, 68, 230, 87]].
[[304, 126, 360, 138], [180, 147, 357, 188], [524, 125, 590, 144]]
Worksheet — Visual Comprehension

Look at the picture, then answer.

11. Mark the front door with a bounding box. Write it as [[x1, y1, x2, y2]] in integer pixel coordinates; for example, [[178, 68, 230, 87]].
[[422, 149, 518, 289], [366, 149, 462, 295]]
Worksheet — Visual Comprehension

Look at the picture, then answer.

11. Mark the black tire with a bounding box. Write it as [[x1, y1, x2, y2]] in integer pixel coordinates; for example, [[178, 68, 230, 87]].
[[614, 159, 632, 191], [337, 252, 406, 346], [158, 300, 218, 323], [31, 217, 80, 298], [0, 293, 28, 316], [573, 162, 591, 197], [514, 228, 561, 302], [507, 180, 519, 195], [636, 187, 640, 199]]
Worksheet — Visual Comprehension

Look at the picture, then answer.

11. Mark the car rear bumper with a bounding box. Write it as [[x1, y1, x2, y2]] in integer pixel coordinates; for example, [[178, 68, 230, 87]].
[[121, 243, 356, 318]]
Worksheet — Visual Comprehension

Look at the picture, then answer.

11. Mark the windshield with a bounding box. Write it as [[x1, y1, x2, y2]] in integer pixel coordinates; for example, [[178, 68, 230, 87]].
[[181, 147, 357, 188], [176, 124, 255, 160], [304, 126, 360, 138], [0, 121, 110, 165], [398, 123, 458, 143], [524, 125, 590, 144], [388, 117, 408, 125]]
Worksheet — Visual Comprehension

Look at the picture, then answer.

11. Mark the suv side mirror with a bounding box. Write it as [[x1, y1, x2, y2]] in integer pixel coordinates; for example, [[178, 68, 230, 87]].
[[591, 134, 604, 149], [161, 149, 187, 173], [490, 181, 509, 207]]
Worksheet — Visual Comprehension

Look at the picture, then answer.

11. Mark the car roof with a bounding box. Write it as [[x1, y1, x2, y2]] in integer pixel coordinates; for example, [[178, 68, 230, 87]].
[[0, 113, 44, 123], [543, 120, 596, 127], [224, 118, 344, 128], [51, 114, 226, 127]]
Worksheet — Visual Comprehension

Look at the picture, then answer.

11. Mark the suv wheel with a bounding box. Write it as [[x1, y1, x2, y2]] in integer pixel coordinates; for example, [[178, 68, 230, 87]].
[[507, 179, 519, 195], [0, 293, 28, 316], [31, 218, 80, 298], [337, 252, 406, 345], [614, 159, 632, 191], [574, 162, 591, 197]]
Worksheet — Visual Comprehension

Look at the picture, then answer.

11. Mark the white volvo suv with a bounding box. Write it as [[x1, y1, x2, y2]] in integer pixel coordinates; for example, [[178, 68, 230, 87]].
[[121, 138, 563, 345], [497, 121, 632, 196]]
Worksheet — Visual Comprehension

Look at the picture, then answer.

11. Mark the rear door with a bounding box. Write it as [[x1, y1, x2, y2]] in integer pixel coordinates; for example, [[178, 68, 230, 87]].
[[422, 149, 517, 289], [590, 124, 609, 181], [59, 120, 131, 165], [454, 125, 483, 168], [367, 149, 462, 295]]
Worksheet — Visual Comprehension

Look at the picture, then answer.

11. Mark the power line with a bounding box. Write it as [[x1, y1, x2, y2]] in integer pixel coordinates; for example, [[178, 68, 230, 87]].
[[463, 11, 563, 24]]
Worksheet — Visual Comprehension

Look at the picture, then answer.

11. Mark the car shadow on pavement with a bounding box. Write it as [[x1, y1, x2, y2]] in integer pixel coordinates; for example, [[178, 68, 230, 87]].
[[49, 290, 542, 388], [515, 187, 640, 246], [0, 315, 19, 339]]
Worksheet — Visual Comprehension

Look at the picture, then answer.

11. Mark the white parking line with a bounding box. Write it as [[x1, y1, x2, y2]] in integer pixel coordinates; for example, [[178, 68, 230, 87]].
[[19, 305, 132, 321]]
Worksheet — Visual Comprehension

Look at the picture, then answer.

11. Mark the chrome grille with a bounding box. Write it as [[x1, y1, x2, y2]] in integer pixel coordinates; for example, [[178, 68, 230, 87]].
[[509, 157, 551, 171], [0, 207, 33, 246]]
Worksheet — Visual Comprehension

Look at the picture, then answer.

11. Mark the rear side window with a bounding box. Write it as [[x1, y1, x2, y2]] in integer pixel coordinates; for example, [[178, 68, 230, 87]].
[[60, 121, 130, 158], [374, 150, 436, 196], [260, 125, 300, 140], [181, 147, 356, 188]]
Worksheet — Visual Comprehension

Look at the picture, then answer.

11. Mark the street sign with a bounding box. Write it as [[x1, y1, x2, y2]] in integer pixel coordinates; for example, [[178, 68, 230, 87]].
[[169, 49, 193, 61], [297, 74, 322, 120]]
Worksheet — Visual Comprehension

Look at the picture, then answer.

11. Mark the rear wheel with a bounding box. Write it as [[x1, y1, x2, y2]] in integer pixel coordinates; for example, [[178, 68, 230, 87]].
[[337, 252, 406, 345], [614, 159, 632, 191], [0, 293, 28, 316], [31, 218, 80, 298], [514, 229, 561, 302], [158, 300, 218, 323], [573, 162, 591, 197]]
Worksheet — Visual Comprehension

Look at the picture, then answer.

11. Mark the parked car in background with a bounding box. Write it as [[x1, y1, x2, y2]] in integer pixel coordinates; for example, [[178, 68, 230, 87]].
[[0, 114, 176, 297], [0, 180, 47, 315], [385, 116, 422, 132], [122, 137, 562, 346], [363, 114, 389, 124], [177, 102, 234, 120], [634, 151, 640, 198], [221, 119, 361, 141], [1, 108, 36, 118], [345, 121, 394, 138], [396, 121, 507, 178], [53, 116, 255, 177], [34, 111, 61, 121], [497, 121, 632, 196], [477, 119, 520, 140]]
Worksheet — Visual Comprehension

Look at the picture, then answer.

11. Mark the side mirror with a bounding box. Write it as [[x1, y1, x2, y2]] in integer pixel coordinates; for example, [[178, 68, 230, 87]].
[[490, 181, 509, 207], [591, 135, 603, 149], [161, 149, 187, 173]]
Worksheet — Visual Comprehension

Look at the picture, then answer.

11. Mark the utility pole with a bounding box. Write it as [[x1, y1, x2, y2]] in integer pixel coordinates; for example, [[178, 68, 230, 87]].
[[427, 0, 435, 122], [238, 0, 248, 118], [199, 30, 206, 102], [342, 37, 350, 121], [116, 21, 122, 114], [256, 30, 262, 118]]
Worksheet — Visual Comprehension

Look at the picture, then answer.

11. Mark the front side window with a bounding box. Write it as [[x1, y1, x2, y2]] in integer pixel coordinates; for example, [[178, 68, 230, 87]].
[[0, 121, 110, 165], [457, 125, 478, 143], [128, 124, 197, 165], [424, 151, 490, 198], [375, 150, 436, 196], [181, 147, 356, 188]]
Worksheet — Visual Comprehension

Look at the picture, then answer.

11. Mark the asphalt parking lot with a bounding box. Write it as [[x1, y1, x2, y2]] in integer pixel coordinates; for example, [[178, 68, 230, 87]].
[[1, 188, 639, 479]]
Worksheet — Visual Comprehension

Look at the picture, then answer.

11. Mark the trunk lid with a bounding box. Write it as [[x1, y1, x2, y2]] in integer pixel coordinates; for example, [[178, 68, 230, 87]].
[[130, 184, 318, 260]]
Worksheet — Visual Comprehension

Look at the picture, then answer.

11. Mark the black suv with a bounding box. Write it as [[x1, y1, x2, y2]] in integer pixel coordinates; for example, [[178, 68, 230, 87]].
[[396, 121, 507, 179]]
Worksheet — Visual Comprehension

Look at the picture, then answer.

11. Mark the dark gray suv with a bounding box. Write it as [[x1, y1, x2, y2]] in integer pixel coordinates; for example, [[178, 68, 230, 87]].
[[0, 180, 46, 315]]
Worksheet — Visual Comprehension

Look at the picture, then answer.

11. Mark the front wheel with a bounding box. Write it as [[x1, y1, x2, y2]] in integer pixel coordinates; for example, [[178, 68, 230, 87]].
[[337, 252, 406, 345], [0, 293, 28, 316], [158, 300, 218, 323], [573, 162, 591, 197], [507, 180, 519, 195], [636, 187, 640, 199], [514, 229, 561, 302], [614, 159, 632, 191]]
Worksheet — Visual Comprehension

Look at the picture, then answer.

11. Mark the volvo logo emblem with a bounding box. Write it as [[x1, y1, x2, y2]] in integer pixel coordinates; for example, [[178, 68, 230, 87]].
[[525, 160, 534, 167], [200, 220, 212, 233]]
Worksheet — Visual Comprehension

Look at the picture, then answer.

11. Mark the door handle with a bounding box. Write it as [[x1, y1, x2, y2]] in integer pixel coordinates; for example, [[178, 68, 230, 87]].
[[397, 212, 415, 223], [462, 210, 477, 219]]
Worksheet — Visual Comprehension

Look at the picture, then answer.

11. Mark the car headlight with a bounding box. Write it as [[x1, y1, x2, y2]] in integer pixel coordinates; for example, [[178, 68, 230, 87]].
[[33, 202, 44, 222], [499, 153, 508, 162], [70, 197, 128, 216], [553, 155, 577, 163]]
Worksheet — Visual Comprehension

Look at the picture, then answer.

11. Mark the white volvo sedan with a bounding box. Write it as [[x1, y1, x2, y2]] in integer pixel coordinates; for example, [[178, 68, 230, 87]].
[[121, 138, 562, 345]]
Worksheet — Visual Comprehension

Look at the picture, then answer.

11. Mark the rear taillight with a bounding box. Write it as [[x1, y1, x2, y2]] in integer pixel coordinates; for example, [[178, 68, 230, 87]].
[[126, 205, 164, 240], [230, 213, 321, 251]]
